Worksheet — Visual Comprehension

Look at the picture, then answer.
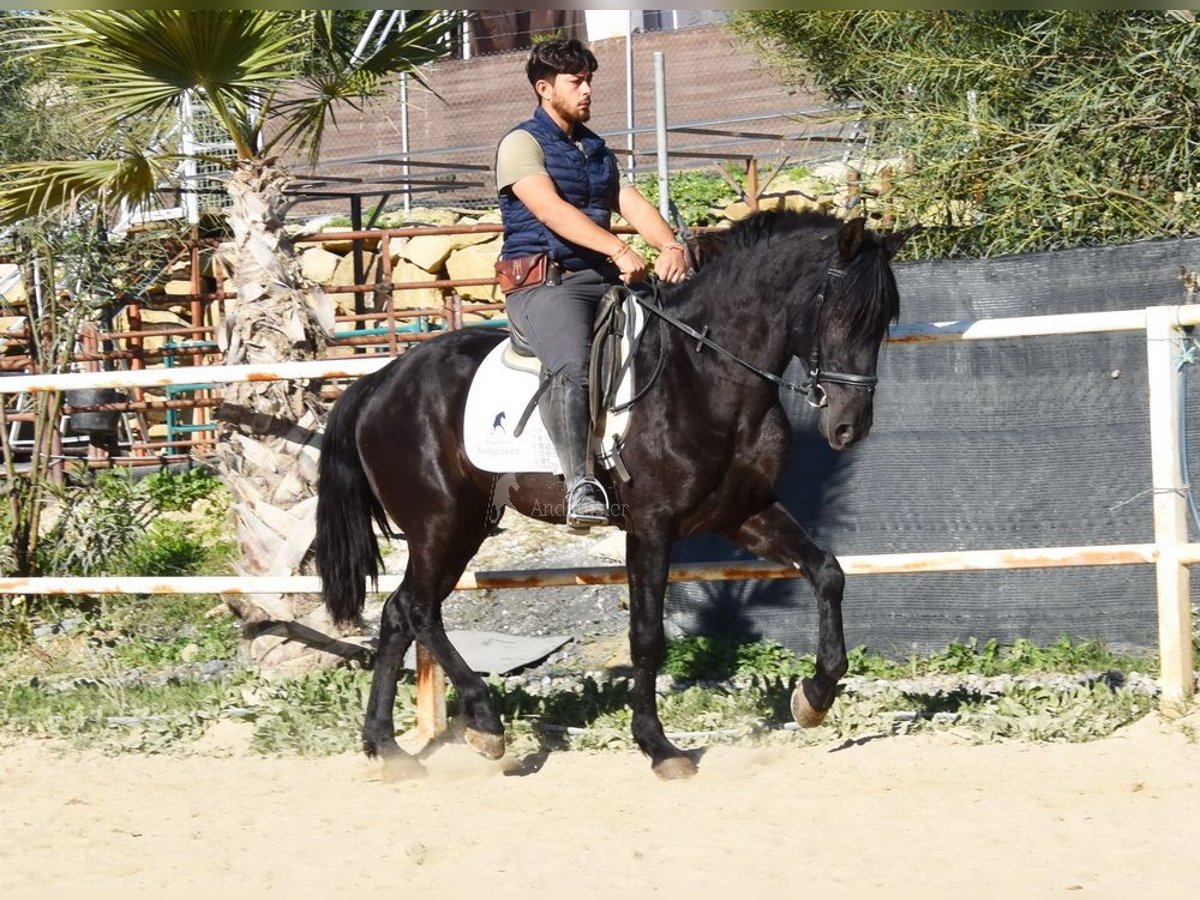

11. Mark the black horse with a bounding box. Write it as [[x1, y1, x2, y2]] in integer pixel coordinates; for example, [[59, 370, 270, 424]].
[[316, 211, 914, 779]]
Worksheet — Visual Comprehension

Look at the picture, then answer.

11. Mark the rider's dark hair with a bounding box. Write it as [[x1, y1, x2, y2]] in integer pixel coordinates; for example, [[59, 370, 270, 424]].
[[526, 38, 598, 88]]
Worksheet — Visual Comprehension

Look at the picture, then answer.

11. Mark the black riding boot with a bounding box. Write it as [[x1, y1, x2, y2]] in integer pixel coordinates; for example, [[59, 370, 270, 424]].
[[541, 376, 609, 528]]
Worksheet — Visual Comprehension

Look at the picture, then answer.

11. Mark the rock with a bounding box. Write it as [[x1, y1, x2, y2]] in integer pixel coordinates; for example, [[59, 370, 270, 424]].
[[721, 200, 753, 222], [445, 237, 502, 301], [179, 643, 202, 662], [315, 226, 380, 254], [809, 160, 851, 183], [403, 231, 457, 273], [113, 306, 192, 353], [447, 223, 502, 251], [783, 193, 830, 214], [390, 259, 444, 310], [330, 250, 377, 315], [164, 278, 214, 296], [391, 206, 462, 227], [299, 246, 342, 285]]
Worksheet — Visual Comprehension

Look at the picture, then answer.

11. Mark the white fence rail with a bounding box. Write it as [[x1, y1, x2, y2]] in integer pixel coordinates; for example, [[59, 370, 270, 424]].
[[2, 304, 1198, 713]]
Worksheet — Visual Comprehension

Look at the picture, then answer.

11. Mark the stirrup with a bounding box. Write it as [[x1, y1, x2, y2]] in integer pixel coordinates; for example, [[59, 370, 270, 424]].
[[566, 478, 610, 529]]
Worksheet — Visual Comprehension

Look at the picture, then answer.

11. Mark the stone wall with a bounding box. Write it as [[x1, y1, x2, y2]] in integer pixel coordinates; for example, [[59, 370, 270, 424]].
[[293, 155, 897, 326]]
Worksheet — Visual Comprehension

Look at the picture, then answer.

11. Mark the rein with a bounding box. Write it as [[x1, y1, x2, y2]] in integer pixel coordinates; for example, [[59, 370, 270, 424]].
[[633, 259, 878, 408]]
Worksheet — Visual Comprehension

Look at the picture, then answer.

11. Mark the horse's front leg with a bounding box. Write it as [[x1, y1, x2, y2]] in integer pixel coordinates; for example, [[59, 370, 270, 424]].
[[722, 500, 848, 727], [626, 527, 697, 780]]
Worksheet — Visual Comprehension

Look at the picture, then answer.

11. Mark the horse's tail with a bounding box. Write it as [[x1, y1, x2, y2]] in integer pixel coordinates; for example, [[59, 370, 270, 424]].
[[315, 373, 390, 628]]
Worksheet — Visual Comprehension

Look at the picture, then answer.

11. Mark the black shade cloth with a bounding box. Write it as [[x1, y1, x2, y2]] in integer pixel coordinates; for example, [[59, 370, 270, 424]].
[[668, 237, 1200, 656]]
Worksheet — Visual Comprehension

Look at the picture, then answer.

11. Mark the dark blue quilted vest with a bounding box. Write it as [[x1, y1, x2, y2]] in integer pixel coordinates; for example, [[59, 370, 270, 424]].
[[499, 106, 620, 278]]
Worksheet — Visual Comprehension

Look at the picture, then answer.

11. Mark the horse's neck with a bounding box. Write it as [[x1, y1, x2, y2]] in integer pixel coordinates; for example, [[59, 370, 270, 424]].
[[644, 286, 794, 415], [669, 282, 795, 374]]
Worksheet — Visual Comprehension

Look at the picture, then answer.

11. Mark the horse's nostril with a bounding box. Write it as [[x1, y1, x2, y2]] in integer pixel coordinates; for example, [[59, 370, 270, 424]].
[[835, 424, 855, 446]]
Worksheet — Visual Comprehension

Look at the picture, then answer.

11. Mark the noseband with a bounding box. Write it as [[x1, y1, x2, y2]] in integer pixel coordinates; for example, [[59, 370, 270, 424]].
[[633, 257, 880, 409]]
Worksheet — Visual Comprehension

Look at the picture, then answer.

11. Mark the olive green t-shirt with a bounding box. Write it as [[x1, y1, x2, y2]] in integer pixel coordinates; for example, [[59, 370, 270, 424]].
[[495, 128, 631, 194]]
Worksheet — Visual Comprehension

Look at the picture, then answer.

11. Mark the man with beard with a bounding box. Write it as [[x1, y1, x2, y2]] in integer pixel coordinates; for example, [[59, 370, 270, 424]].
[[495, 38, 689, 528]]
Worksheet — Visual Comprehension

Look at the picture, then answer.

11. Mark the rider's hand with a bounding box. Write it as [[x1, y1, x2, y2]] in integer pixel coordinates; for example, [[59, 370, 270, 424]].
[[654, 244, 690, 284], [611, 243, 649, 285]]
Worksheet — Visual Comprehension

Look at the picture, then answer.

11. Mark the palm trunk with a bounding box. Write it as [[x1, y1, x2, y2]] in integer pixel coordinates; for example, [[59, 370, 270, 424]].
[[213, 158, 341, 668]]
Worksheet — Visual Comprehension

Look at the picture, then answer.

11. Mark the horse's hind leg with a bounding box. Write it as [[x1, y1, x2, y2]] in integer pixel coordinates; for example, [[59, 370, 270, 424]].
[[362, 583, 422, 775], [722, 501, 848, 727]]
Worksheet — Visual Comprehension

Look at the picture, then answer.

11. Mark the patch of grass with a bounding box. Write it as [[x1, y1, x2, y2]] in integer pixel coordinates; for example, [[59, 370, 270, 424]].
[[0, 632, 1173, 758], [663, 635, 802, 680], [1, 466, 238, 677], [0, 674, 242, 753], [662, 635, 1156, 683], [99, 593, 240, 670], [240, 667, 396, 756], [0, 666, 389, 756], [0, 594, 240, 685], [124, 519, 234, 577], [848, 637, 1155, 679]]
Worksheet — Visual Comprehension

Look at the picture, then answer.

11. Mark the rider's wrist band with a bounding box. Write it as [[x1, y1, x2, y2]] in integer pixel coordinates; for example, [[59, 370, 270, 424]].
[[609, 243, 632, 262]]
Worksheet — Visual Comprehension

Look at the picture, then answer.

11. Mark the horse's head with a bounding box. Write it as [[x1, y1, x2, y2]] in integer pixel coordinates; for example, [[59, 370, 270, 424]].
[[802, 218, 917, 451]]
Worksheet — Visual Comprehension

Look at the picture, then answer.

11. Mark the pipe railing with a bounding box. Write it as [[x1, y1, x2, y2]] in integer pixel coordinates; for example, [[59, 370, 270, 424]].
[[1, 303, 1198, 727]]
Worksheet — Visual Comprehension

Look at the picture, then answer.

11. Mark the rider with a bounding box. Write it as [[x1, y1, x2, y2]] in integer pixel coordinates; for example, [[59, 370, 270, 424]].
[[495, 38, 689, 527]]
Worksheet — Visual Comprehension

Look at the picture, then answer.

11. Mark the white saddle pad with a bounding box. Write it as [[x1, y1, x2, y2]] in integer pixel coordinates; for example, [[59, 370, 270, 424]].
[[463, 299, 643, 475]]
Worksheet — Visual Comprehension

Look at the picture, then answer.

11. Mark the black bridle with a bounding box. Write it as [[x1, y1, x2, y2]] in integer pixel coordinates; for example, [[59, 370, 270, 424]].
[[633, 259, 880, 408]]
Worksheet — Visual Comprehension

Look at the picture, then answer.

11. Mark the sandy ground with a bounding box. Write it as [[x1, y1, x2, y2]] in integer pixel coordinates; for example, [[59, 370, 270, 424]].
[[2, 711, 1199, 894]]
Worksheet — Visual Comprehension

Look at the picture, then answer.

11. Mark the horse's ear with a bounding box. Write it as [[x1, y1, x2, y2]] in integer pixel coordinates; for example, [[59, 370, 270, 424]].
[[882, 223, 923, 261], [837, 217, 867, 263]]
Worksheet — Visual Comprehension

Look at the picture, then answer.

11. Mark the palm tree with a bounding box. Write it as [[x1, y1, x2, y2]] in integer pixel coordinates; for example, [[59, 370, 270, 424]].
[[0, 11, 456, 617]]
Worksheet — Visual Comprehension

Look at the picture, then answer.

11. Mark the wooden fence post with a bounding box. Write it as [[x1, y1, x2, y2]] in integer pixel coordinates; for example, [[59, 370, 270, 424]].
[[1145, 305, 1196, 714], [415, 643, 448, 740]]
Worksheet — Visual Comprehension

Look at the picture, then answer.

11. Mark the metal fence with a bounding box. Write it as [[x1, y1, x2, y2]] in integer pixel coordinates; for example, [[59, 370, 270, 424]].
[[281, 18, 864, 219]]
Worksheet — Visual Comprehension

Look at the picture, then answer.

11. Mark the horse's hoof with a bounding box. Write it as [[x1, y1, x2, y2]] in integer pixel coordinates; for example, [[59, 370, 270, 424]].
[[465, 727, 506, 761], [791, 682, 828, 728], [653, 756, 698, 781], [363, 736, 399, 759]]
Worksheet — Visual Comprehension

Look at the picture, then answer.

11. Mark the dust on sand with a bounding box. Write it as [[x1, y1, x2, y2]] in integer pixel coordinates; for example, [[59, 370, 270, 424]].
[[2, 708, 1198, 892]]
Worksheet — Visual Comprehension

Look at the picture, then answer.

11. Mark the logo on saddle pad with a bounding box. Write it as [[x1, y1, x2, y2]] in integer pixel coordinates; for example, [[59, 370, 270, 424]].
[[463, 296, 643, 475]]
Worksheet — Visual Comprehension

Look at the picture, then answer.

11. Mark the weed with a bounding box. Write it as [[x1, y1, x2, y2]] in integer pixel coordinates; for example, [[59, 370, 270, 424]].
[[663, 635, 804, 680], [635, 169, 741, 226], [125, 520, 227, 577], [140, 467, 223, 512]]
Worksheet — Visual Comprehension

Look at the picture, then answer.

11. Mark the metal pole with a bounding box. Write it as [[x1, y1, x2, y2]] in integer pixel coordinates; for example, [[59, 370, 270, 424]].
[[654, 51, 670, 220], [625, 11, 636, 180], [400, 11, 412, 212], [352, 10, 383, 63], [179, 92, 199, 227]]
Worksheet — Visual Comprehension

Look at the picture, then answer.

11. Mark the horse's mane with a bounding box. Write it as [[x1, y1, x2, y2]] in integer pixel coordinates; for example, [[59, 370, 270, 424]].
[[684, 210, 901, 331]]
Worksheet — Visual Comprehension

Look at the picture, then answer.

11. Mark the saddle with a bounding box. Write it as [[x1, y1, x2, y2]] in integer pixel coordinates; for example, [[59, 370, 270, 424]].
[[462, 286, 648, 479]]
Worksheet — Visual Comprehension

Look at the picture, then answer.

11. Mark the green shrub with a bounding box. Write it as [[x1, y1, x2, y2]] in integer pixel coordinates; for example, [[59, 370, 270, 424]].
[[635, 169, 740, 227], [733, 10, 1200, 257], [140, 467, 222, 512], [35, 469, 154, 577], [125, 520, 215, 577]]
